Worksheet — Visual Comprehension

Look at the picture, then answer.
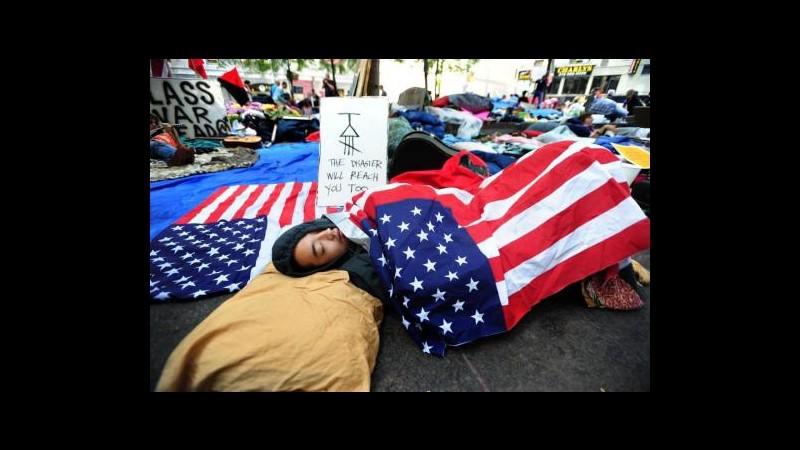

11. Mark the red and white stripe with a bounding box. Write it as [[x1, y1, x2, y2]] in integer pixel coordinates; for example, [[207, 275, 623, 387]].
[[176, 182, 341, 280], [470, 141, 648, 327]]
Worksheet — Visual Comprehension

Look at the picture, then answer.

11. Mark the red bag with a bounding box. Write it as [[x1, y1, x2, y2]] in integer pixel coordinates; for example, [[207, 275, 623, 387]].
[[305, 130, 320, 142]]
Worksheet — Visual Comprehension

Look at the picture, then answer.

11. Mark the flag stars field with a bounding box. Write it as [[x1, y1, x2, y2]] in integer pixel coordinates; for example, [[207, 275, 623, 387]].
[[439, 319, 453, 335], [357, 198, 501, 356], [151, 199, 283, 301], [417, 307, 430, 322]]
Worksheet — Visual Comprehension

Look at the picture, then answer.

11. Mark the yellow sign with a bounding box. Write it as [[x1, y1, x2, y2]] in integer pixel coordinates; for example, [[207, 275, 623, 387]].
[[517, 70, 531, 80], [612, 144, 650, 169], [556, 65, 594, 76]]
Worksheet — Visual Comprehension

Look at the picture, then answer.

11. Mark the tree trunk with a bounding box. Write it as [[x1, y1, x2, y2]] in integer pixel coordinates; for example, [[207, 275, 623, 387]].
[[434, 59, 444, 99], [368, 59, 380, 96], [330, 59, 337, 87], [423, 59, 429, 94]]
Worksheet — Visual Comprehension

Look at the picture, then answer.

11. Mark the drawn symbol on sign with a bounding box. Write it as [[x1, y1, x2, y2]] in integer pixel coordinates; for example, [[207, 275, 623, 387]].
[[338, 112, 362, 156]]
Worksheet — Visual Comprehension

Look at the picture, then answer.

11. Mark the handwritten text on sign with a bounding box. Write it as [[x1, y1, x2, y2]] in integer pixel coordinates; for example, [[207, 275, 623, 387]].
[[149, 78, 230, 138], [318, 97, 389, 206]]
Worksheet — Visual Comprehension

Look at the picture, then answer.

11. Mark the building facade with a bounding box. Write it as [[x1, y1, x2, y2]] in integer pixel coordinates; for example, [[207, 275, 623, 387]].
[[152, 59, 355, 100], [547, 59, 650, 99]]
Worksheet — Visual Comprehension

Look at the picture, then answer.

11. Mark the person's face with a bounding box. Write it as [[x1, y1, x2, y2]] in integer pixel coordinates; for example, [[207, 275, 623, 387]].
[[583, 116, 594, 126], [293, 227, 349, 269]]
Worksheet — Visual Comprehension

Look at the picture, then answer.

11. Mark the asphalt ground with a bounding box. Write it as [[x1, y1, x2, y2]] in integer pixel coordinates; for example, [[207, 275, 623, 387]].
[[150, 249, 649, 392]]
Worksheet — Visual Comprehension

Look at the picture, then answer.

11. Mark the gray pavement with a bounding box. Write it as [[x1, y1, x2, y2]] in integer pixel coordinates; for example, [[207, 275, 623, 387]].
[[150, 249, 649, 392]]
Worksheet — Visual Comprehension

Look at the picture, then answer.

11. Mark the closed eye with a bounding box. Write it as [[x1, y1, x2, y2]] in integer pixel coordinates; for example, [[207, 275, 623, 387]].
[[312, 240, 325, 259]]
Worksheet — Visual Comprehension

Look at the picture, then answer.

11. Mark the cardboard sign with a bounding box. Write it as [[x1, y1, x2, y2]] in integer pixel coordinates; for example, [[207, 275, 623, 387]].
[[317, 96, 389, 206], [149, 78, 230, 138]]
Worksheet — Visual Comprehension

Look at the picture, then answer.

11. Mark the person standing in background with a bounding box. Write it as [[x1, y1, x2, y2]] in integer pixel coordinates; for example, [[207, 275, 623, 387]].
[[378, 85, 387, 96], [323, 74, 339, 97], [624, 89, 646, 114], [281, 81, 291, 102], [307, 89, 320, 109], [272, 82, 285, 104], [533, 74, 549, 107]]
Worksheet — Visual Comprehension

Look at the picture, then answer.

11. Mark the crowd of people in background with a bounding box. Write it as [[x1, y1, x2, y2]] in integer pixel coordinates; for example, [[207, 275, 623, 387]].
[[239, 74, 341, 111], [509, 84, 648, 126]]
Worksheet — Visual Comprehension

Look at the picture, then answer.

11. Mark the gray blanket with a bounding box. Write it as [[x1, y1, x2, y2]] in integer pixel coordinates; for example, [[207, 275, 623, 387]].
[[150, 146, 259, 182]]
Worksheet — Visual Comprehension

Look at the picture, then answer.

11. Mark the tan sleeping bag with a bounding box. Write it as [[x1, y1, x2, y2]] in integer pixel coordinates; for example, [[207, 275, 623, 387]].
[[155, 263, 383, 392]]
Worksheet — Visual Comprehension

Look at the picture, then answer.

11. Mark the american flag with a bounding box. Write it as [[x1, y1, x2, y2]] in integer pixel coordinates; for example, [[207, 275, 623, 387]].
[[149, 182, 340, 301], [345, 141, 650, 356]]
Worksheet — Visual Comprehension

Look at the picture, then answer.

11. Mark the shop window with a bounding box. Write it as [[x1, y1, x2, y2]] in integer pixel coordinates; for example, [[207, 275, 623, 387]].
[[605, 75, 621, 92], [590, 76, 603, 90], [548, 76, 562, 94], [562, 76, 589, 94], [589, 75, 621, 93]]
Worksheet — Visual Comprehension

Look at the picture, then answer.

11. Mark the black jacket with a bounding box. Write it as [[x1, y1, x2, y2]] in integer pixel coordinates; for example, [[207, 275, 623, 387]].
[[271, 217, 388, 304], [565, 117, 592, 137]]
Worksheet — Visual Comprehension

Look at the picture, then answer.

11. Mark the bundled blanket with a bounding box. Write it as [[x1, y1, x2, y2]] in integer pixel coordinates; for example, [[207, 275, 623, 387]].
[[156, 263, 383, 392]]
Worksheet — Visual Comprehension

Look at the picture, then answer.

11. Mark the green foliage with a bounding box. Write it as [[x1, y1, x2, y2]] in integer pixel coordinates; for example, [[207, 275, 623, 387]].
[[392, 59, 481, 99], [318, 59, 358, 74], [217, 59, 317, 78]]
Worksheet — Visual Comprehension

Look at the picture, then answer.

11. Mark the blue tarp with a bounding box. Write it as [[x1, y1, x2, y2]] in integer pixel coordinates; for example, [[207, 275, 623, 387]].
[[491, 100, 516, 110], [523, 108, 561, 119], [593, 136, 639, 153], [150, 142, 320, 241]]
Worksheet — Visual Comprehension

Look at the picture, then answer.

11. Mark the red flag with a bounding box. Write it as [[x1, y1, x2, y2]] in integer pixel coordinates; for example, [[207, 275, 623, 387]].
[[218, 67, 250, 105], [188, 59, 208, 79]]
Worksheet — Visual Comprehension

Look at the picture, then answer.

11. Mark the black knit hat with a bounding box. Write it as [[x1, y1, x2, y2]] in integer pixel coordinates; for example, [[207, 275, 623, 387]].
[[271, 217, 351, 277]]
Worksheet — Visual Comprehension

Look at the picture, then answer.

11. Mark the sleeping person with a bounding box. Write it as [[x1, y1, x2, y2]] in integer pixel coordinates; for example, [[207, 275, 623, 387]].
[[270, 217, 388, 305]]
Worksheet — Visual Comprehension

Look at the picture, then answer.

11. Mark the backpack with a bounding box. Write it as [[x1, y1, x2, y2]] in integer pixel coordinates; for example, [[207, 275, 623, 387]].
[[388, 131, 488, 181]]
